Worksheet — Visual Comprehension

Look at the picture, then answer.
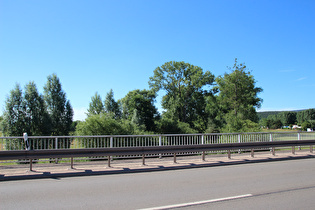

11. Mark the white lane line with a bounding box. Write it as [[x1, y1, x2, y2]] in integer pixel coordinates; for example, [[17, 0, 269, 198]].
[[139, 194, 253, 210]]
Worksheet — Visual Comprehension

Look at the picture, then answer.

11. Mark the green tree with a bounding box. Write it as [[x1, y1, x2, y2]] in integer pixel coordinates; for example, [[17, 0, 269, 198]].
[[120, 89, 159, 132], [44, 74, 73, 136], [278, 111, 296, 126], [149, 61, 215, 131], [104, 89, 121, 119], [297, 109, 315, 124], [87, 92, 104, 116], [216, 59, 263, 132], [2, 84, 25, 137], [24, 81, 51, 136]]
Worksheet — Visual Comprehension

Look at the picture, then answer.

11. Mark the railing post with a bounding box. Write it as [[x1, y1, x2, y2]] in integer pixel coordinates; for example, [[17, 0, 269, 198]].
[[310, 145, 313, 153], [70, 157, 74, 169], [201, 134, 205, 161], [298, 132, 301, 150], [238, 134, 241, 154], [55, 137, 58, 163], [110, 136, 113, 148], [251, 149, 254, 158], [173, 153, 177, 163], [159, 135, 162, 159], [108, 136, 113, 164]]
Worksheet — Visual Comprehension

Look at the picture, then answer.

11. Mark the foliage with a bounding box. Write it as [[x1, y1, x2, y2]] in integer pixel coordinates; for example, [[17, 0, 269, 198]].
[[216, 59, 262, 121], [24, 82, 51, 136], [2, 84, 25, 137], [120, 89, 159, 132], [215, 59, 263, 132], [44, 74, 73, 136], [149, 61, 215, 132], [104, 89, 121, 119], [87, 92, 104, 116], [297, 109, 315, 124], [156, 117, 197, 134]]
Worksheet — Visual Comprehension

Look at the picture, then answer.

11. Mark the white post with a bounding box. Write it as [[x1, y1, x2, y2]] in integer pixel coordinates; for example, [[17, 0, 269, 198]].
[[159, 135, 162, 159]]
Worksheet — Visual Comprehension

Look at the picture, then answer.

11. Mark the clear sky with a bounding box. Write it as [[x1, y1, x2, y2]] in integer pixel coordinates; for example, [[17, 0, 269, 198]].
[[1, 0, 314, 121]]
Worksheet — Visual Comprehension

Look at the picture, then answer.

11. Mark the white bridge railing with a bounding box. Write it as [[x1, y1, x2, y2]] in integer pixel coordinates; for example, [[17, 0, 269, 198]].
[[1, 132, 315, 152]]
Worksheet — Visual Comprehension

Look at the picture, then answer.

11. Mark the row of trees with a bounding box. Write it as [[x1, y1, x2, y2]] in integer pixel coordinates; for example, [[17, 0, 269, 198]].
[[1, 74, 74, 137], [76, 59, 263, 135], [260, 109, 315, 130], [1, 59, 263, 137]]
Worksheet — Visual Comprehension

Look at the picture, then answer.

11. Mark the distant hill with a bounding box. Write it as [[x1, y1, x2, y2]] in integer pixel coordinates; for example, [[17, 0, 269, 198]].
[[257, 109, 308, 120]]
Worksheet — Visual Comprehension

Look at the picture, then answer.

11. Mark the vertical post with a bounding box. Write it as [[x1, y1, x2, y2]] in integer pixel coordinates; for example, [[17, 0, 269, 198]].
[[202, 135, 205, 161], [142, 154, 145, 166], [55, 137, 58, 163], [110, 136, 113, 148], [238, 134, 241, 154], [70, 157, 74, 169], [228, 150, 231, 159], [173, 153, 177, 163], [292, 146, 295, 155], [30, 159, 33, 171], [270, 133, 275, 155], [298, 132, 301, 150], [107, 156, 111, 168], [159, 135, 162, 159], [251, 149, 254, 158], [109, 136, 113, 164], [310, 145, 313, 153]]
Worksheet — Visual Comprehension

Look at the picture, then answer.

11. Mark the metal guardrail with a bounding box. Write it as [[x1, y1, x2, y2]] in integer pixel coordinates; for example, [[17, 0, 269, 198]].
[[1, 139, 315, 171]]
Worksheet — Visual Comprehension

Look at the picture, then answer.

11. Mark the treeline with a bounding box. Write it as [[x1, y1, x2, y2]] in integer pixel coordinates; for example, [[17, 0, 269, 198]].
[[77, 59, 263, 136], [1, 59, 263, 137], [259, 109, 315, 130], [1, 74, 74, 137]]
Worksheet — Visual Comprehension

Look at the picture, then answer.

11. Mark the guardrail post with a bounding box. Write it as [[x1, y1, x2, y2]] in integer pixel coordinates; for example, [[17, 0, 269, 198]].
[[173, 153, 177, 163], [142, 154, 145, 166], [228, 150, 231, 159], [30, 158, 33, 171], [107, 156, 111, 168], [238, 134, 241, 154], [292, 146, 295, 155], [251, 149, 254, 158], [310, 145, 313, 153], [70, 157, 74, 169]]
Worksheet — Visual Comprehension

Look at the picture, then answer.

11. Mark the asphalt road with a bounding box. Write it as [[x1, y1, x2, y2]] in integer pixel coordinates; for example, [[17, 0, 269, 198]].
[[1, 158, 315, 209]]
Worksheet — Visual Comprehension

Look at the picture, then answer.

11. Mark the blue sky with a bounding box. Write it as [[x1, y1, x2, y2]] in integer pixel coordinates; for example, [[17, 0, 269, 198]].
[[1, 0, 314, 121]]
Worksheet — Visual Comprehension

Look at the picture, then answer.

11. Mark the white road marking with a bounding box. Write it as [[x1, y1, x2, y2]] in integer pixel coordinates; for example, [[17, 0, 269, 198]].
[[139, 194, 253, 210]]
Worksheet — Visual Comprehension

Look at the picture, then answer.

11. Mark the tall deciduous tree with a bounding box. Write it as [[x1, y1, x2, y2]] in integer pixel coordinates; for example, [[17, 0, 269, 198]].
[[2, 84, 25, 137], [44, 74, 73, 136], [104, 89, 121, 119], [87, 92, 104, 116], [216, 59, 263, 132], [120, 89, 159, 132], [149, 61, 215, 131], [24, 82, 51, 136]]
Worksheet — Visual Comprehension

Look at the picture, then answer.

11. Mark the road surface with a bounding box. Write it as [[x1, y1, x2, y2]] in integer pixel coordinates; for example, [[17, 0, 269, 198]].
[[1, 158, 315, 209]]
